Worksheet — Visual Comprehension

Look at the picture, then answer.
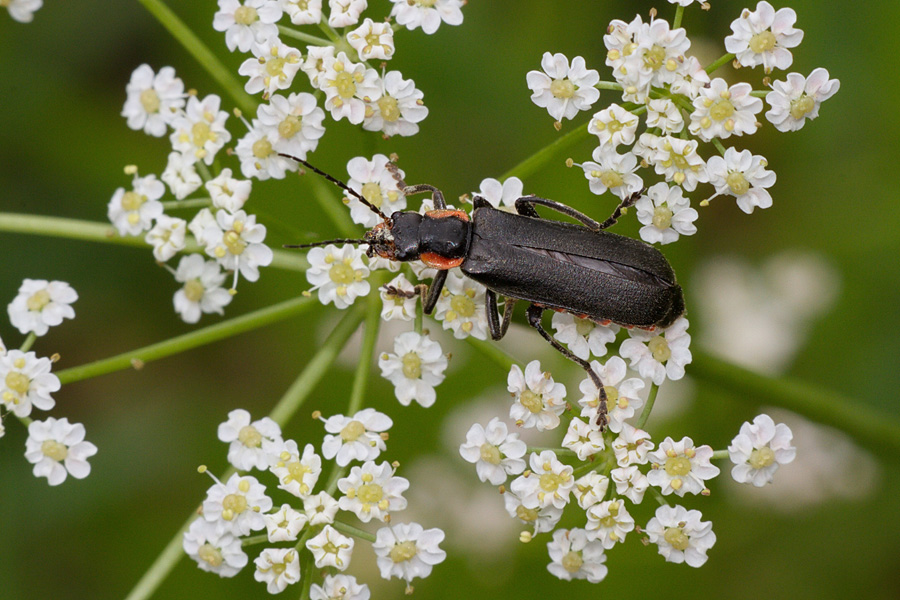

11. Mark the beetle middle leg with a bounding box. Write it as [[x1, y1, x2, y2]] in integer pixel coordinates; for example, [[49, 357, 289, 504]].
[[525, 304, 609, 430], [485, 290, 517, 340], [514, 190, 644, 231]]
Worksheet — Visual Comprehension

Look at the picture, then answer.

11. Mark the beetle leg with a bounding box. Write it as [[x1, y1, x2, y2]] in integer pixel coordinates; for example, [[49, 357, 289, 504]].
[[486, 290, 517, 340], [514, 196, 603, 231], [385, 162, 407, 189], [525, 304, 609, 430], [422, 269, 448, 314], [597, 189, 644, 230], [401, 184, 448, 210]]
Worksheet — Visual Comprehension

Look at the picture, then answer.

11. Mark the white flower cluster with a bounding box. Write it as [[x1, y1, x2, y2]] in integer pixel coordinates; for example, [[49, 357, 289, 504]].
[[1, 280, 98, 486], [184, 407, 446, 594], [526, 1, 839, 244]]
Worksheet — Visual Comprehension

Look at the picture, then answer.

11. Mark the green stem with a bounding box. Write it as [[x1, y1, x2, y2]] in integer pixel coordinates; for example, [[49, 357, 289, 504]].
[[705, 53, 736, 75], [161, 198, 212, 210], [331, 520, 376, 543], [711, 138, 728, 157], [672, 5, 685, 29], [123, 517, 193, 600], [346, 288, 383, 415], [636, 383, 659, 430], [137, 0, 257, 116], [277, 24, 332, 46], [690, 348, 900, 461], [55, 296, 316, 385], [528, 447, 578, 458], [711, 450, 730, 461], [500, 123, 591, 181], [19, 333, 37, 353]]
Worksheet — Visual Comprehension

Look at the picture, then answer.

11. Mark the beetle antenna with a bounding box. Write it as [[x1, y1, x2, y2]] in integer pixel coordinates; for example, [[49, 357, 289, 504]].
[[283, 238, 368, 249], [278, 153, 389, 221]]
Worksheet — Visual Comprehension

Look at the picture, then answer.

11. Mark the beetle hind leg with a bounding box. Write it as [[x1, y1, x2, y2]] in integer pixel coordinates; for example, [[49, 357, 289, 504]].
[[525, 305, 609, 430], [485, 290, 517, 340]]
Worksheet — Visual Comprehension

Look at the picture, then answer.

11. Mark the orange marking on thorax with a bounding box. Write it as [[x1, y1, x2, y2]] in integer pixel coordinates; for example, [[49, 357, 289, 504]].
[[420, 253, 464, 270], [425, 209, 470, 221]]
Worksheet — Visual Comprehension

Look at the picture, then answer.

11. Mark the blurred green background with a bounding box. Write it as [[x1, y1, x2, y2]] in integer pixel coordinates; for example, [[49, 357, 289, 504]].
[[1, 1, 899, 599]]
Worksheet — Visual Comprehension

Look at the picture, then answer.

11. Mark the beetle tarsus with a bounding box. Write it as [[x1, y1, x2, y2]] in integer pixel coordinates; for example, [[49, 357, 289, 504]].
[[598, 189, 644, 230]]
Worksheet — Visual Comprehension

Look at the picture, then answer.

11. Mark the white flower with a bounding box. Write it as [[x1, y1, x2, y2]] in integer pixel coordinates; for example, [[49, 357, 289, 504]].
[[319, 52, 381, 124], [7, 279, 77, 336], [611, 423, 654, 467], [689, 79, 763, 141], [474, 176, 524, 210], [304, 491, 340, 525], [300, 45, 335, 88], [337, 460, 409, 522], [4, 0, 43, 23], [526, 52, 600, 122], [507, 360, 567, 431], [372, 522, 446, 582], [606, 16, 690, 103], [24, 417, 97, 485], [121, 65, 185, 137], [707, 148, 776, 214], [239, 37, 303, 99], [579, 145, 643, 200], [263, 504, 308, 542], [619, 316, 692, 385], [728, 414, 796, 486], [573, 472, 609, 510], [362, 70, 428, 138], [306, 244, 371, 309], [310, 575, 370, 600], [645, 98, 684, 134], [378, 331, 447, 408], [306, 525, 354, 570], [254, 548, 301, 593], [327, 0, 365, 27], [270, 440, 322, 498], [433, 271, 489, 340], [765, 68, 840, 132], [651, 136, 709, 191], [645, 505, 716, 567], [671, 55, 711, 99], [585, 499, 634, 549], [206, 168, 253, 213], [634, 182, 698, 245], [346, 154, 407, 228], [546, 528, 608, 583], [458, 417, 527, 485], [510, 450, 574, 510], [202, 473, 272, 535], [380, 273, 419, 322], [725, 1, 803, 72], [0, 350, 59, 417], [348, 18, 395, 60], [217, 408, 283, 471], [257, 92, 326, 160], [173, 254, 233, 323], [188, 208, 219, 248], [551, 312, 618, 361], [504, 492, 564, 534], [577, 357, 644, 434], [235, 121, 298, 180], [321, 408, 392, 466], [108, 173, 165, 236], [183, 518, 248, 577], [283, 0, 321, 25], [610, 465, 649, 504], [161, 151, 202, 200], [204, 209, 274, 285], [562, 417, 605, 460], [389, 0, 463, 35], [588, 103, 639, 148], [647, 436, 720, 496], [170, 94, 232, 165], [213, 0, 281, 53], [145, 215, 187, 262]]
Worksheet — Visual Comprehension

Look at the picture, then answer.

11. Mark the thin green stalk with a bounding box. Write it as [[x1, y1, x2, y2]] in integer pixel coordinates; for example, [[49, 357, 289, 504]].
[[706, 53, 736, 75], [277, 24, 332, 46], [137, 0, 258, 115], [331, 520, 376, 543], [161, 198, 212, 210], [636, 383, 660, 430], [673, 5, 685, 29], [500, 123, 591, 181], [19, 333, 37, 353], [55, 296, 317, 384], [711, 138, 728, 157], [711, 450, 729, 461], [347, 288, 383, 415]]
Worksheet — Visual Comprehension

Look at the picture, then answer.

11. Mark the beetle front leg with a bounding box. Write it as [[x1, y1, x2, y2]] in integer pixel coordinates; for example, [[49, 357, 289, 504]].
[[485, 290, 517, 340], [422, 269, 448, 314], [525, 304, 609, 430], [401, 184, 448, 210]]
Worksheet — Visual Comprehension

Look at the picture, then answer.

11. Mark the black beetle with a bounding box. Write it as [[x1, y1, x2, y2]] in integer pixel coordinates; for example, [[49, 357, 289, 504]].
[[281, 154, 685, 429]]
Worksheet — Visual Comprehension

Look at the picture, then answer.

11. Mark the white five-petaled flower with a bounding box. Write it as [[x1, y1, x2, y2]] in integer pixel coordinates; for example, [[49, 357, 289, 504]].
[[380, 273, 419, 322], [319, 52, 381, 125], [284, 0, 322, 25], [510, 450, 575, 511], [634, 182, 699, 245], [546, 528, 608, 583], [645, 98, 685, 134], [728, 413, 796, 486], [306, 525, 354, 570], [108, 173, 165, 236], [170, 94, 232, 165], [263, 503, 308, 542], [378, 331, 447, 408], [562, 417, 605, 461], [527, 52, 600, 122], [235, 121, 298, 180], [217, 408, 283, 471], [306, 244, 371, 309], [172, 254, 233, 323], [206, 168, 253, 213], [671, 55, 711, 100], [573, 472, 609, 510], [300, 45, 335, 88], [765, 68, 840, 132], [257, 92, 326, 160], [310, 575, 370, 600], [605, 16, 690, 103], [433, 271, 490, 340], [321, 408, 392, 466], [372, 522, 447, 582], [346, 154, 407, 227], [204, 209, 274, 285], [239, 37, 303, 99], [304, 491, 340, 525], [254, 548, 301, 594], [7, 279, 77, 336], [0, 350, 60, 417], [651, 136, 709, 191], [183, 518, 248, 578], [337, 460, 410, 522], [588, 103, 639, 148], [619, 316, 692, 385], [610, 465, 649, 504], [3, 0, 43, 23], [612, 423, 655, 467], [162, 151, 202, 200], [212, 0, 281, 53], [121, 64, 185, 137], [362, 70, 428, 138], [327, 0, 366, 27], [270, 440, 322, 498], [579, 145, 643, 200], [725, 1, 804, 73], [507, 360, 567, 431], [647, 436, 720, 496], [577, 357, 645, 434], [689, 79, 763, 141], [551, 313, 618, 361], [202, 473, 273, 535], [145, 215, 187, 262], [458, 417, 527, 485], [706, 148, 777, 214], [348, 18, 395, 60], [645, 505, 716, 567], [503, 492, 564, 534], [24, 417, 97, 486], [474, 176, 524, 211], [389, 0, 463, 35], [585, 499, 635, 549]]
